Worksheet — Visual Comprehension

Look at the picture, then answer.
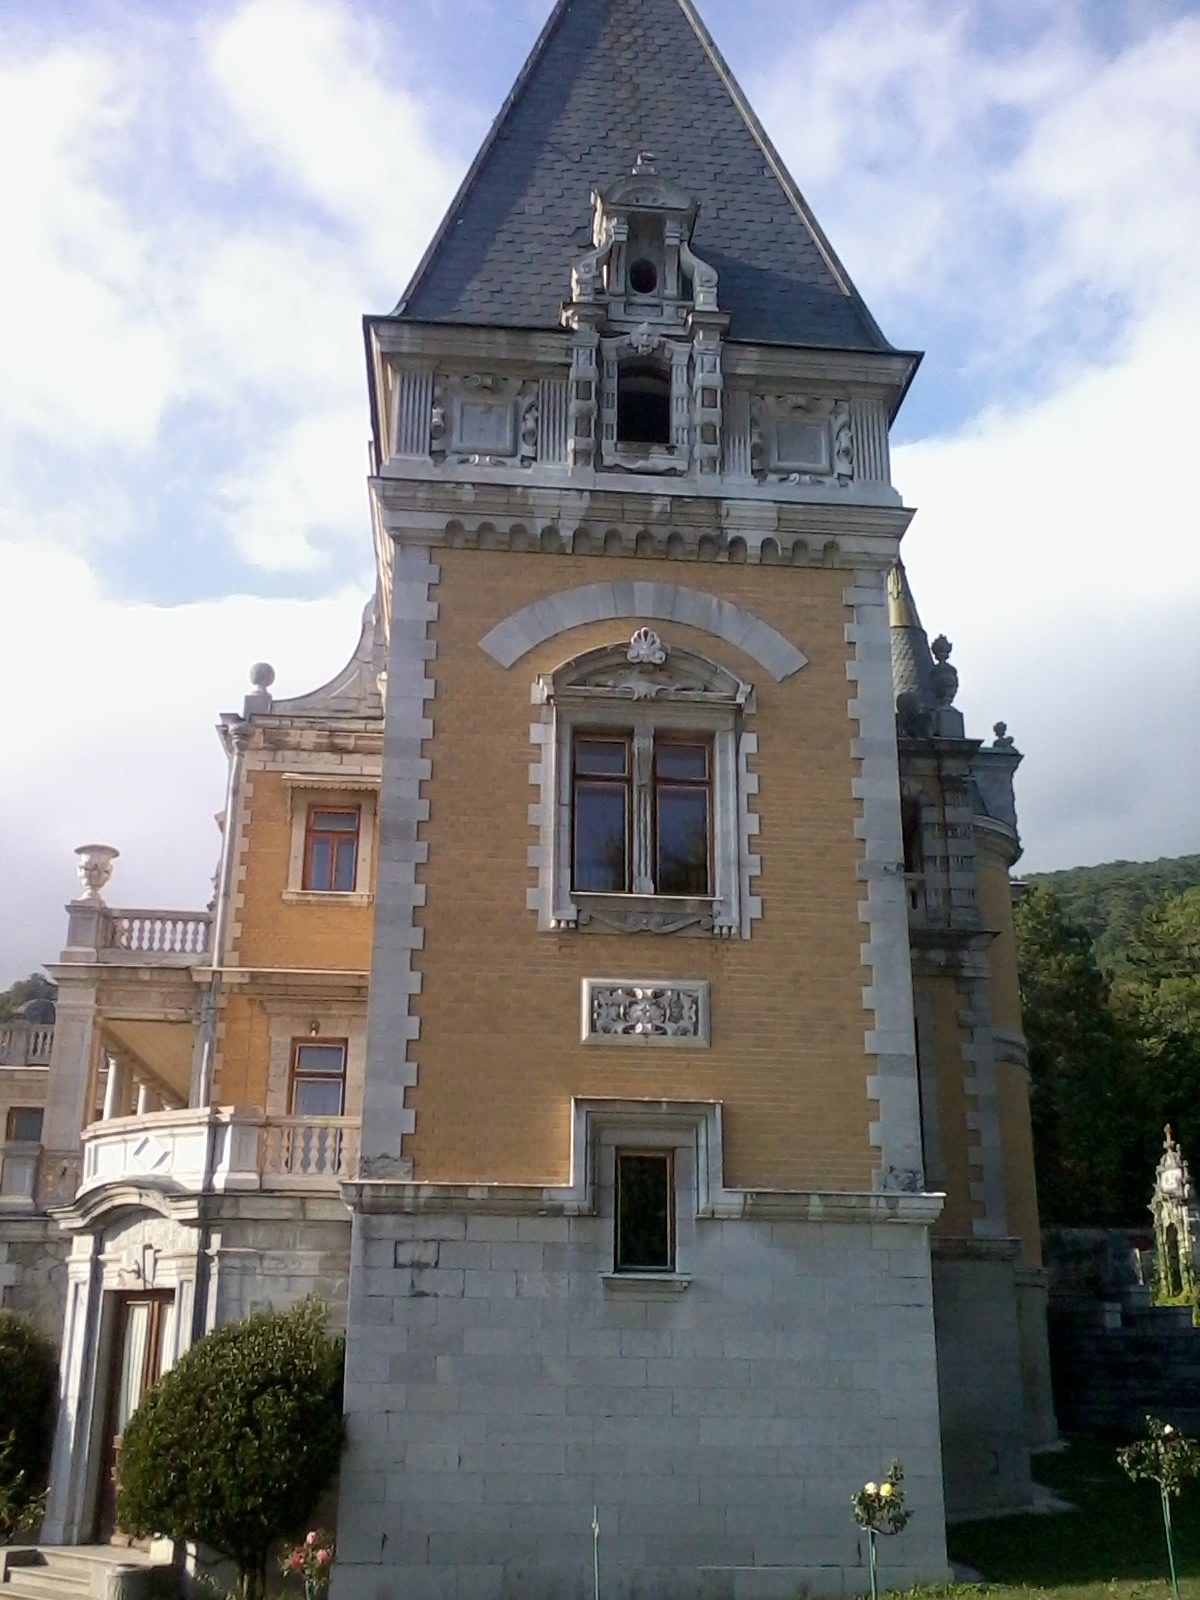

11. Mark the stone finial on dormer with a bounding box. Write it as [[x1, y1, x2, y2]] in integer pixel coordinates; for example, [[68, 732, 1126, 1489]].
[[993, 721, 1015, 751]]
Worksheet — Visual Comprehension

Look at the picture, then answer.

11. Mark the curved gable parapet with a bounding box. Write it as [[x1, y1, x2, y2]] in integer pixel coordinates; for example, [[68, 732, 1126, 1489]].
[[266, 597, 386, 719], [479, 581, 807, 681]]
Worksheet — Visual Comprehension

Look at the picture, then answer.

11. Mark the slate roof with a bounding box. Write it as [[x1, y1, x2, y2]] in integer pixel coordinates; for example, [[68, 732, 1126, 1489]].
[[398, 0, 892, 351]]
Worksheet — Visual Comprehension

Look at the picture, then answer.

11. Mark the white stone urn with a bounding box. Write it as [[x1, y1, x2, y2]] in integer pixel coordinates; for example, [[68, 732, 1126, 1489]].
[[74, 844, 119, 902]]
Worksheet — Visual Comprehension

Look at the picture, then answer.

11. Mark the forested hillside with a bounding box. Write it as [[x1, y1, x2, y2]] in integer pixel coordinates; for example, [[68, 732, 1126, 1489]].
[[1024, 854, 1200, 972]]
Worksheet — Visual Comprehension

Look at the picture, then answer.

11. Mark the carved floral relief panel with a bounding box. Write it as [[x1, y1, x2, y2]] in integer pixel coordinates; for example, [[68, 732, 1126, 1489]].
[[581, 978, 710, 1047]]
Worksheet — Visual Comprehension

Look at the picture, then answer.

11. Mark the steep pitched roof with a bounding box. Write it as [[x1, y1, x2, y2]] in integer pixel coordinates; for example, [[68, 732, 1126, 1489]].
[[398, 0, 891, 351], [888, 561, 934, 708]]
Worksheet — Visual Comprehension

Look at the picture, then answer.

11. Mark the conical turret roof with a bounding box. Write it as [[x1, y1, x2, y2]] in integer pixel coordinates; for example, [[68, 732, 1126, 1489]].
[[398, 0, 894, 351]]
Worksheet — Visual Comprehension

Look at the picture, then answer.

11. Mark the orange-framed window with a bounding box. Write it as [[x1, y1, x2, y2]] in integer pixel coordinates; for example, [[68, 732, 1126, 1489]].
[[302, 807, 360, 892], [6, 1106, 44, 1142], [288, 1040, 347, 1117]]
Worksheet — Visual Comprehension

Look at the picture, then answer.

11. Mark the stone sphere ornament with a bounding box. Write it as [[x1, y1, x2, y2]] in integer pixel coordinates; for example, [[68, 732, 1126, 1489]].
[[249, 661, 276, 692]]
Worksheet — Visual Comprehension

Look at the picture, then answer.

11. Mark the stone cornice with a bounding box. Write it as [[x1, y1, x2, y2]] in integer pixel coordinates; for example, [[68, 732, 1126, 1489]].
[[932, 1233, 1021, 1263], [368, 317, 914, 395], [341, 1178, 943, 1227], [372, 477, 912, 568], [375, 460, 907, 515]]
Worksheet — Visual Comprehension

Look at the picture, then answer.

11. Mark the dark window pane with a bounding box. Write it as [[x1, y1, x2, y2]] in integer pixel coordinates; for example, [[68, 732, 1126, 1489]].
[[574, 784, 628, 891], [616, 1153, 673, 1271], [575, 738, 628, 777], [312, 810, 359, 832], [6, 1107, 43, 1142], [656, 787, 710, 895], [656, 743, 708, 781], [291, 1077, 345, 1117], [332, 836, 357, 891], [306, 837, 332, 890], [294, 1044, 346, 1077]]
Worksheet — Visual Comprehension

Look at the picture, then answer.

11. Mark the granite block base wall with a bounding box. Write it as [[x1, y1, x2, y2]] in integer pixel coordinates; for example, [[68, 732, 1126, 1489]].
[[0, 1216, 69, 1343], [332, 1209, 950, 1600], [931, 1249, 1032, 1517]]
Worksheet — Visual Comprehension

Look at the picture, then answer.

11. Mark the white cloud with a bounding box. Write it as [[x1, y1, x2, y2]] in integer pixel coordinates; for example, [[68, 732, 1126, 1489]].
[[0, 0, 461, 573], [894, 290, 1200, 872], [206, 0, 460, 280], [0, 48, 179, 447], [0, 540, 365, 980]]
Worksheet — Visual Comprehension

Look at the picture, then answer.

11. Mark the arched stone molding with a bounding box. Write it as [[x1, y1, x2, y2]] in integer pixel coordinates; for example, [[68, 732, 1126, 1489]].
[[479, 582, 807, 680]]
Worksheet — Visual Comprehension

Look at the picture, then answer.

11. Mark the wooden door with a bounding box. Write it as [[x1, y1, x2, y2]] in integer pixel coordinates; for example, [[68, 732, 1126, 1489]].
[[98, 1291, 174, 1543]]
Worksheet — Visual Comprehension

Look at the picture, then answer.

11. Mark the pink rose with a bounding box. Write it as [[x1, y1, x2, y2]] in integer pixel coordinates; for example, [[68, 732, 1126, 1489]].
[[316, 1551, 330, 1566], [306, 1532, 318, 1547], [289, 1552, 303, 1570]]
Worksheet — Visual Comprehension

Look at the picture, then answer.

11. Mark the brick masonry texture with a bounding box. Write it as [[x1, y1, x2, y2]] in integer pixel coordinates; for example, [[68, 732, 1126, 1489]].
[[332, 1211, 949, 1600], [403, 549, 879, 1192], [400, 0, 888, 351]]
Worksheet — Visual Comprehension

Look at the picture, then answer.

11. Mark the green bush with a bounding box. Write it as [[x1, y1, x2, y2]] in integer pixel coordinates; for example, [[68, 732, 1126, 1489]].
[[0, 1311, 57, 1542], [117, 1300, 344, 1600]]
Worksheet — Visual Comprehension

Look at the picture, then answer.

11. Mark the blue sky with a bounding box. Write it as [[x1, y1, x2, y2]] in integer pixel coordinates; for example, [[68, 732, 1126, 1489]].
[[2, 0, 1199, 980]]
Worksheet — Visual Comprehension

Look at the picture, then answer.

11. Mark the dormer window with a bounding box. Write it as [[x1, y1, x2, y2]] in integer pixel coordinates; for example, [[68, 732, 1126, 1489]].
[[617, 362, 671, 445], [628, 258, 659, 296]]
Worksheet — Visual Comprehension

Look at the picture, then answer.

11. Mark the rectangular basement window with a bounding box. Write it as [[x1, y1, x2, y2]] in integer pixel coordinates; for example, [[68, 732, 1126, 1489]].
[[614, 1150, 675, 1273]]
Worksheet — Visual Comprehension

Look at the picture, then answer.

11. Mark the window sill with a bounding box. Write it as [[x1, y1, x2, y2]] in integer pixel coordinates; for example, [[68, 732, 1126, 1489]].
[[282, 890, 373, 906], [561, 892, 730, 938], [602, 1272, 691, 1294]]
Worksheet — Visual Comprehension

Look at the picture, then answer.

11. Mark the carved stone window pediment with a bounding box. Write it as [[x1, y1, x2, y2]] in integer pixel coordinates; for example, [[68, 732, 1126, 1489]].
[[537, 631, 751, 710], [530, 629, 756, 941]]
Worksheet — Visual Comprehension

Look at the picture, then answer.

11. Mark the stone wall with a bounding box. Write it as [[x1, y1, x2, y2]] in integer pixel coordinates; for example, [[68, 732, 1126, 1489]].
[[0, 1215, 68, 1343], [1044, 1227, 1200, 1435], [932, 1248, 1032, 1516], [333, 1208, 950, 1600], [208, 1197, 351, 1330]]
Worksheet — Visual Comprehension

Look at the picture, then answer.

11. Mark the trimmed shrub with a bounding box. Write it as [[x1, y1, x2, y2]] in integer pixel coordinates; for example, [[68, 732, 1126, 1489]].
[[0, 1311, 57, 1542], [117, 1300, 344, 1600]]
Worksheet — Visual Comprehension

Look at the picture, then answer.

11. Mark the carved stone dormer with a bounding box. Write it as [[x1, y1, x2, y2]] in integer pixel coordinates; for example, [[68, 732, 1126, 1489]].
[[563, 153, 726, 478]]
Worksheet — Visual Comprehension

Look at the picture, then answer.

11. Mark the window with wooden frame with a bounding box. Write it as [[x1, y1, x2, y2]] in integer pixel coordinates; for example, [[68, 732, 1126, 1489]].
[[5, 1106, 43, 1142], [302, 807, 360, 893], [571, 732, 712, 897], [288, 1040, 347, 1117], [614, 1149, 675, 1273]]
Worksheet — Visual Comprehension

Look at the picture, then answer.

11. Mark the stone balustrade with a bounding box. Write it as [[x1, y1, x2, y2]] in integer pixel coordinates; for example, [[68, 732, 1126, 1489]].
[[79, 1107, 359, 1196], [260, 1116, 360, 1188], [0, 1022, 54, 1066], [63, 902, 213, 966], [0, 1141, 40, 1209]]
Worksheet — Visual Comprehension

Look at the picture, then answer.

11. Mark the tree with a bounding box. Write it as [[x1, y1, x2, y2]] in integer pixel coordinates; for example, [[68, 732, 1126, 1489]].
[[0, 1311, 57, 1542], [117, 1301, 344, 1600], [1014, 887, 1146, 1224], [0, 974, 56, 1023], [1119, 888, 1200, 1160]]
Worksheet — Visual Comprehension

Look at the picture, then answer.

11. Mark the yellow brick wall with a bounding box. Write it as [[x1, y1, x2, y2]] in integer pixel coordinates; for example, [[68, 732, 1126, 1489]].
[[214, 993, 272, 1107], [235, 769, 375, 975], [978, 852, 1042, 1264], [921, 974, 981, 1237], [977, 852, 1022, 1034], [405, 549, 880, 1191], [213, 760, 375, 1109]]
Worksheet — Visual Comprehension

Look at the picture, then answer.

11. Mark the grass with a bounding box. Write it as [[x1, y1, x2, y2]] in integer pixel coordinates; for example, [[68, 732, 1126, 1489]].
[[938, 1437, 1200, 1600]]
